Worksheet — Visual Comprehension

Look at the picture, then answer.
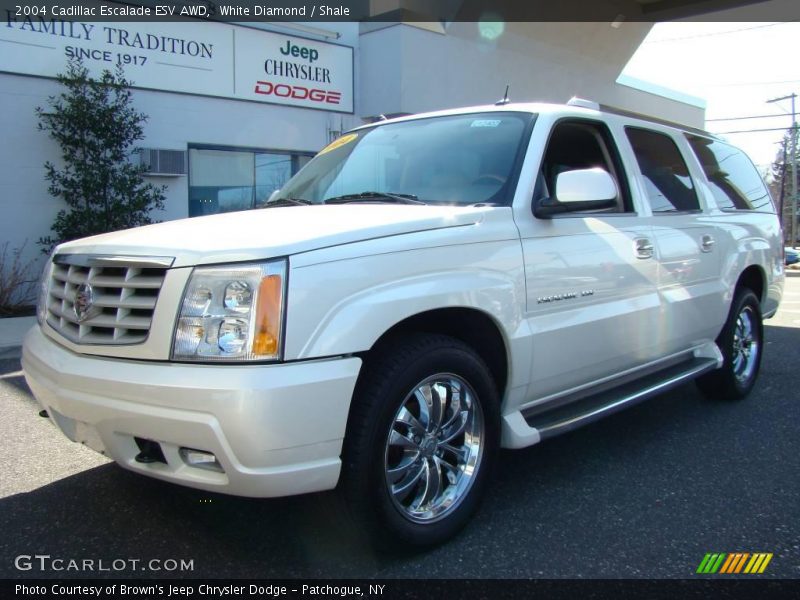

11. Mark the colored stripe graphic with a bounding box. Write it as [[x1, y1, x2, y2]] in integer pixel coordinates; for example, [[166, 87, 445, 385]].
[[720, 553, 750, 573], [759, 554, 774, 573], [698, 552, 773, 574], [744, 554, 761, 573], [696, 553, 714, 574], [710, 553, 726, 573], [719, 553, 736, 573], [733, 553, 750, 573], [697, 553, 727, 574]]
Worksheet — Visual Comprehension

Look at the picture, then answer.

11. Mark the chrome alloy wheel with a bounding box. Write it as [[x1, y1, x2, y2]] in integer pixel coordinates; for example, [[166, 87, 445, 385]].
[[383, 373, 484, 524], [732, 305, 759, 384]]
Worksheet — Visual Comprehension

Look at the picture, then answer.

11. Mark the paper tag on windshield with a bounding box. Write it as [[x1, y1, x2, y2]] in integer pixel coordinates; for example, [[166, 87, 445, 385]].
[[470, 119, 502, 128], [318, 133, 358, 155]]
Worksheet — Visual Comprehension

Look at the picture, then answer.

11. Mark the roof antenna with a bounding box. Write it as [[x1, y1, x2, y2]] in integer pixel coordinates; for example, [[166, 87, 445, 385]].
[[495, 85, 510, 106]]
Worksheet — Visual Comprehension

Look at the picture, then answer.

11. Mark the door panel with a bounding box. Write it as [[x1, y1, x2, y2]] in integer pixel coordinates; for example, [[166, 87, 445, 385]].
[[621, 126, 727, 355], [513, 117, 663, 407], [519, 216, 661, 404], [650, 216, 723, 352]]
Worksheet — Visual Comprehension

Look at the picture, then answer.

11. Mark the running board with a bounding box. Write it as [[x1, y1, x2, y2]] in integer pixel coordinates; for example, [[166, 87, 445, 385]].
[[523, 357, 719, 440]]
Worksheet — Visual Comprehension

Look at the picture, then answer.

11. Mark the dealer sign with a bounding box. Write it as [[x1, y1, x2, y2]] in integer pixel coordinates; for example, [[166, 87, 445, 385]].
[[236, 27, 353, 113], [0, 14, 353, 114]]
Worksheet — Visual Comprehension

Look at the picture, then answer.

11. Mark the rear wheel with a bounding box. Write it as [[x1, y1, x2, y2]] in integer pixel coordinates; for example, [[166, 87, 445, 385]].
[[697, 288, 763, 401], [341, 334, 499, 548]]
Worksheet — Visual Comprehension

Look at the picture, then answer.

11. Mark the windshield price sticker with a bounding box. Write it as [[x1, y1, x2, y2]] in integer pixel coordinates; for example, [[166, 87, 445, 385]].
[[318, 133, 358, 155], [470, 119, 502, 128]]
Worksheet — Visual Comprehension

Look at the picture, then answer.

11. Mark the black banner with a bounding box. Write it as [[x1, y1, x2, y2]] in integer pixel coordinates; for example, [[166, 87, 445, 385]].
[[1, 0, 798, 23], [3, 579, 800, 600]]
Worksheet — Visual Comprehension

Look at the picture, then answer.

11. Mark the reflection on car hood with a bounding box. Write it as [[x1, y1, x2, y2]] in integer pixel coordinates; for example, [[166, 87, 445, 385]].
[[55, 205, 490, 267]]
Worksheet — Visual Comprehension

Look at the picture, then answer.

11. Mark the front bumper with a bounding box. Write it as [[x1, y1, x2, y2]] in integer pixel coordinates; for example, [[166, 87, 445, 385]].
[[21, 326, 362, 497]]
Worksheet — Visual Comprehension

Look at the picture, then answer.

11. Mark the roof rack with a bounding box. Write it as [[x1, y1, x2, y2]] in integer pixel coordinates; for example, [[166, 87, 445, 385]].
[[565, 96, 719, 140], [566, 97, 600, 111], [601, 103, 719, 140]]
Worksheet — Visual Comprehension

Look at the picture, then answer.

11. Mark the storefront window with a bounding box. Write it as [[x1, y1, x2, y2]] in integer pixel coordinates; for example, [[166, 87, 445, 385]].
[[189, 147, 312, 216]]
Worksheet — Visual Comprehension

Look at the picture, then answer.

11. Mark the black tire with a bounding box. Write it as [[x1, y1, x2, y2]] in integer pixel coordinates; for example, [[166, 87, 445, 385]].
[[340, 333, 500, 548], [696, 287, 763, 401]]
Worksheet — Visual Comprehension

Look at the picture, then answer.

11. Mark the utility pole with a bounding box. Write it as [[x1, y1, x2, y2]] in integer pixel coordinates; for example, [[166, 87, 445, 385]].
[[768, 93, 798, 248], [778, 141, 787, 223]]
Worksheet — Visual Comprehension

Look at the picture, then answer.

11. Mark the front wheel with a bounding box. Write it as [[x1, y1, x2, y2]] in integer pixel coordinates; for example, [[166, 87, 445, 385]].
[[697, 288, 763, 401], [341, 334, 499, 548]]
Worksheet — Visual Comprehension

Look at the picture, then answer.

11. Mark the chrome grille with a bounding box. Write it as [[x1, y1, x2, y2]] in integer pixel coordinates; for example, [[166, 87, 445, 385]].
[[45, 254, 173, 345]]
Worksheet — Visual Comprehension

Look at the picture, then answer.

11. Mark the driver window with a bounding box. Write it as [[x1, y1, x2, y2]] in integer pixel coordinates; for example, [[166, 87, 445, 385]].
[[535, 120, 631, 213]]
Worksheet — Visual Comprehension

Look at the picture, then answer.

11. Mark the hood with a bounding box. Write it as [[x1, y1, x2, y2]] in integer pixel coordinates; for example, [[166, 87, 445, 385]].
[[56, 205, 489, 267]]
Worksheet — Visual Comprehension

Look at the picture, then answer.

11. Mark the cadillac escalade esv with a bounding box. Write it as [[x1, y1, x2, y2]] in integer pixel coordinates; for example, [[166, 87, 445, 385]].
[[22, 99, 784, 546]]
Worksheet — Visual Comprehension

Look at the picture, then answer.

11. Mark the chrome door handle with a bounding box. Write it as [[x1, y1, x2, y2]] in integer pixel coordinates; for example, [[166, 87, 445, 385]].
[[635, 238, 654, 260], [701, 235, 715, 252]]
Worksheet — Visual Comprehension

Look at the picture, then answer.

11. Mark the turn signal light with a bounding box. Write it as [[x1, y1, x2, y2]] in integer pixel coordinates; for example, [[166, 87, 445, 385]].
[[253, 274, 282, 356]]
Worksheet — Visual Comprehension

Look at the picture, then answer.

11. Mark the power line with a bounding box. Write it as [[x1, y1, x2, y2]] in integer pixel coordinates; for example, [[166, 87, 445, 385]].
[[646, 79, 800, 90], [713, 126, 796, 135], [707, 113, 791, 122], [703, 79, 800, 88]]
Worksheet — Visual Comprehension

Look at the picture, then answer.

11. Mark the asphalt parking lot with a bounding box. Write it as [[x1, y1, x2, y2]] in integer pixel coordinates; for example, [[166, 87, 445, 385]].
[[1, 275, 799, 580]]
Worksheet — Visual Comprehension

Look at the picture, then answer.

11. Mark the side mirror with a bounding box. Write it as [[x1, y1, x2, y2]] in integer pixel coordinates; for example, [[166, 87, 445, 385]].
[[534, 168, 618, 218]]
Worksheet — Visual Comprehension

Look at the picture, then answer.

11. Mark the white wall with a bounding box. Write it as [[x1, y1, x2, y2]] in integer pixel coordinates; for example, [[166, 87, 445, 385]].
[[0, 74, 60, 273], [359, 22, 704, 127]]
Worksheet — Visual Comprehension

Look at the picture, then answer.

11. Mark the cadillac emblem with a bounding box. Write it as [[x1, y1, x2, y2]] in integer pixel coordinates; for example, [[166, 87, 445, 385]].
[[73, 283, 95, 322]]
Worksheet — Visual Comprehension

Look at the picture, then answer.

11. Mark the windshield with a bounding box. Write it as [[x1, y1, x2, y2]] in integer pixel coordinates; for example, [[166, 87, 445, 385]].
[[276, 112, 534, 206]]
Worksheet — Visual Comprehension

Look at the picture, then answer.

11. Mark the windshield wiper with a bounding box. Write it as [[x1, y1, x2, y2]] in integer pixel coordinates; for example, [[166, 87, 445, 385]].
[[262, 197, 313, 208], [323, 191, 426, 205]]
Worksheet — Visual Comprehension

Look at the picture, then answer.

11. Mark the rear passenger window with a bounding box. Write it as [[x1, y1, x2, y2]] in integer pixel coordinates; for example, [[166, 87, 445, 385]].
[[686, 135, 775, 213], [625, 127, 700, 213]]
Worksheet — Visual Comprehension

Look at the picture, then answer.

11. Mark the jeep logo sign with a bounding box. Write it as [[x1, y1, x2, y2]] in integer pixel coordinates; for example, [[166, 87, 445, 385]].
[[237, 28, 353, 113], [279, 40, 319, 63]]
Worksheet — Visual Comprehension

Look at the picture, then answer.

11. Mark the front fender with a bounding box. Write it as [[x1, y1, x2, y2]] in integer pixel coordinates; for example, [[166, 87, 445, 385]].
[[284, 241, 531, 389]]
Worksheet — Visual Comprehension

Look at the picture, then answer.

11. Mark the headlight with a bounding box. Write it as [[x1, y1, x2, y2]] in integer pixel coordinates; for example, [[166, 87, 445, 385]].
[[172, 260, 286, 362], [36, 258, 54, 326]]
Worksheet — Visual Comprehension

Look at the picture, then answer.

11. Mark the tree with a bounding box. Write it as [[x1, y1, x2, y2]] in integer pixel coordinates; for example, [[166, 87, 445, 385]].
[[769, 128, 799, 243], [0, 241, 37, 316], [36, 58, 166, 253]]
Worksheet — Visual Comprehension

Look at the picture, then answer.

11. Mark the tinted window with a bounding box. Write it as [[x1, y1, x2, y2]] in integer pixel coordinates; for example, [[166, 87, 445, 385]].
[[686, 135, 774, 213], [626, 128, 700, 213]]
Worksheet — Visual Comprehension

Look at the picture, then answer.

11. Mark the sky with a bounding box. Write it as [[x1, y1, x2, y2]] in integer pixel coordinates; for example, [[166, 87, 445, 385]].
[[621, 21, 800, 180]]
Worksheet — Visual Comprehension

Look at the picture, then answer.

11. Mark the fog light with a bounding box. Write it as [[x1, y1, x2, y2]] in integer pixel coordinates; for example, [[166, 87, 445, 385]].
[[179, 447, 224, 472]]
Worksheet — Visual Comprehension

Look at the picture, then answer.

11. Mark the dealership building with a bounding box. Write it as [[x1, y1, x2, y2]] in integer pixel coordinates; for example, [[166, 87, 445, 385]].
[[0, 0, 767, 271]]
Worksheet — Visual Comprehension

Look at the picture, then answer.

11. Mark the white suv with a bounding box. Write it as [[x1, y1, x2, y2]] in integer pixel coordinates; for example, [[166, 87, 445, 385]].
[[23, 100, 784, 547]]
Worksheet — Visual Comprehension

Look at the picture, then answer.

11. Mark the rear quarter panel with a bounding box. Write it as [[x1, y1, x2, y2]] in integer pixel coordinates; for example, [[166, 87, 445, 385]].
[[708, 212, 784, 318]]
